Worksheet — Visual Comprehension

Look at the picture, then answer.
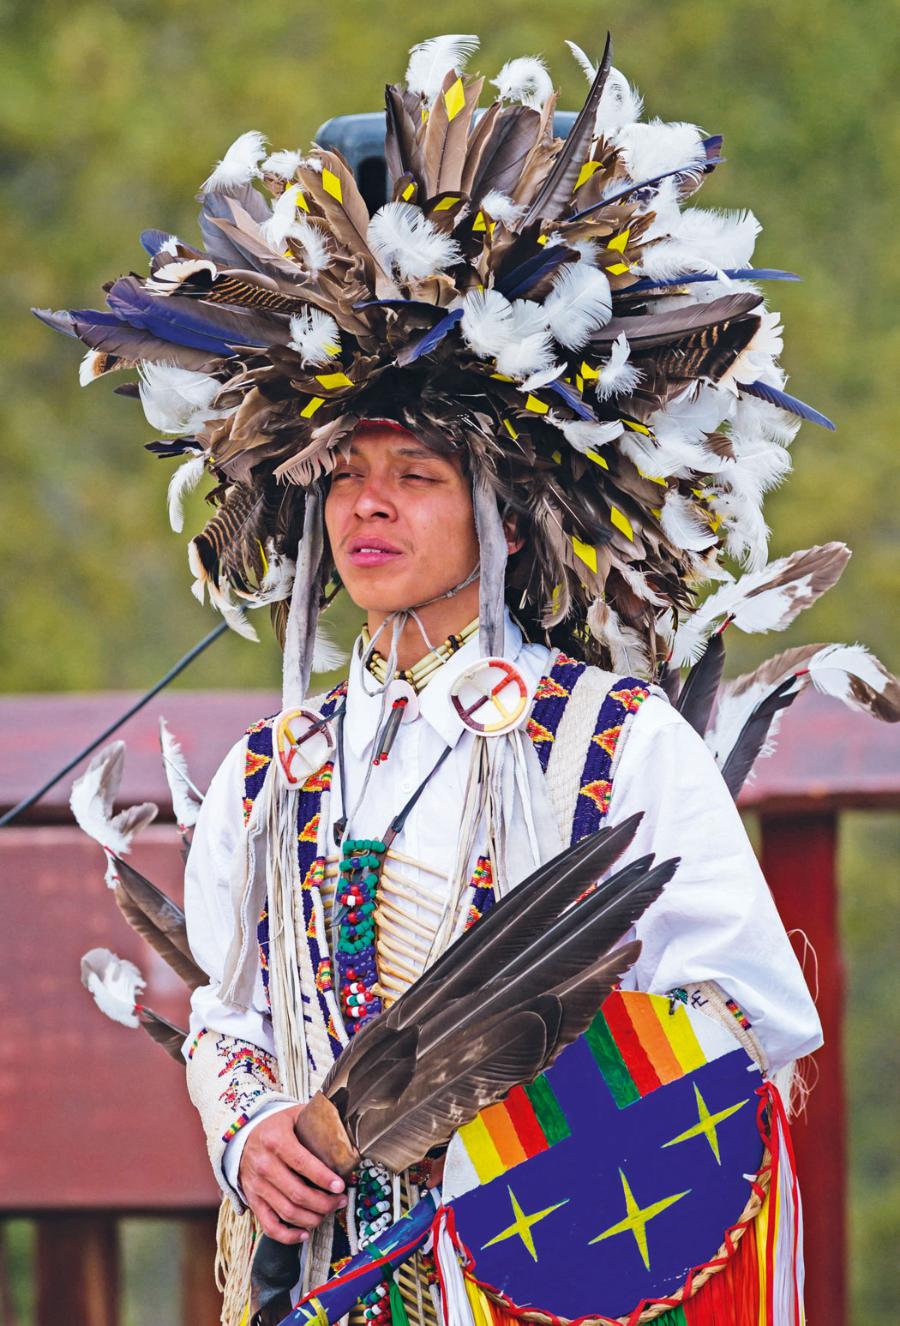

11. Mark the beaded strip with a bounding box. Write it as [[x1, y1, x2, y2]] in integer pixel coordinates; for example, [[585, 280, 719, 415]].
[[569, 679, 649, 845]]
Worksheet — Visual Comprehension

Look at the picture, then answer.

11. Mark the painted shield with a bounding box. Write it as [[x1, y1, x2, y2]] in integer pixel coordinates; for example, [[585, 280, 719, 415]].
[[442, 991, 764, 1320]]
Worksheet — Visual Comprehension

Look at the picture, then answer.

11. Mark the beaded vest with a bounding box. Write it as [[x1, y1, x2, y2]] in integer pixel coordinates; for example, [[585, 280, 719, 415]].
[[241, 652, 649, 1325]]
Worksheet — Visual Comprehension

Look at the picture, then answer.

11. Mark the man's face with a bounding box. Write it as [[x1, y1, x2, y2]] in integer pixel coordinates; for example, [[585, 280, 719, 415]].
[[324, 424, 480, 614]]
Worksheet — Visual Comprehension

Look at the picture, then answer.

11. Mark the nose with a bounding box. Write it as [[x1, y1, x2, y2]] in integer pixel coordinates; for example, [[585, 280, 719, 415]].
[[351, 471, 396, 521]]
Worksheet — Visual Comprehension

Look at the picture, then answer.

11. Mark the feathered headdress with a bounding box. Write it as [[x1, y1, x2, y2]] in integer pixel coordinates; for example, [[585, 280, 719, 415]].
[[35, 33, 836, 687]]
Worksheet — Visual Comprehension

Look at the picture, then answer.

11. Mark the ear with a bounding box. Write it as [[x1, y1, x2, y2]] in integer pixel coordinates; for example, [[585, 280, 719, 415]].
[[502, 512, 525, 556]]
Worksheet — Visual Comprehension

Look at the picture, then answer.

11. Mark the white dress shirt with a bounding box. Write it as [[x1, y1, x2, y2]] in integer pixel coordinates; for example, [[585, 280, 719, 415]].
[[183, 613, 822, 1192]]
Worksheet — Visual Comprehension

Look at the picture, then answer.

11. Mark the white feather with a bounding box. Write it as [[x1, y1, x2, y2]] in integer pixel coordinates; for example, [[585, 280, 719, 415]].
[[200, 130, 268, 193], [479, 190, 525, 226], [261, 185, 306, 251], [81, 948, 145, 1029], [595, 333, 643, 400], [660, 491, 718, 551], [594, 67, 644, 136], [159, 235, 181, 257], [494, 300, 555, 378], [615, 119, 706, 188], [167, 455, 206, 533], [159, 717, 203, 829], [368, 202, 462, 281], [79, 350, 106, 386], [565, 39, 598, 83], [543, 263, 612, 349], [553, 415, 624, 453], [70, 743, 158, 863], [405, 34, 480, 104], [519, 362, 566, 392], [312, 621, 348, 674], [671, 544, 850, 665], [807, 644, 896, 708], [261, 149, 304, 179], [208, 579, 260, 642], [138, 364, 225, 434], [491, 57, 554, 110], [289, 307, 342, 366], [460, 288, 515, 358], [287, 219, 332, 276]]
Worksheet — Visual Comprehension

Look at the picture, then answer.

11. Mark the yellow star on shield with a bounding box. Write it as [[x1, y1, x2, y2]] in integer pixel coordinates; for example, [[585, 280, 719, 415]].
[[589, 1168, 690, 1270], [482, 1185, 569, 1262], [661, 1084, 749, 1164]]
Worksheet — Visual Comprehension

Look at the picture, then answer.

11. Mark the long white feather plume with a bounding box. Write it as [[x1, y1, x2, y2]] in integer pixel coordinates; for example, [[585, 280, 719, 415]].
[[81, 948, 145, 1029], [405, 34, 480, 103], [543, 263, 612, 349], [158, 717, 203, 829], [138, 364, 224, 434], [595, 333, 643, 400], [564, 39, 598, 83], [595, 67, 644, 136], [289, 307, 342, 366], [70, 743, 158, 886], [201, 130, 268, 193], [671, 542, 851, 665], [491, 56, 554, 110], [261, 149, 304, 180], [368, 203, 462, 281], [261, 184, 307, 251], [167, 455, 206, 533]]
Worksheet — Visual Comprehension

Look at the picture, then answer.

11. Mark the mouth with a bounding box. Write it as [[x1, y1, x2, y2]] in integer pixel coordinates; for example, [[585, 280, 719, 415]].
[[346, 537, 404, 568]]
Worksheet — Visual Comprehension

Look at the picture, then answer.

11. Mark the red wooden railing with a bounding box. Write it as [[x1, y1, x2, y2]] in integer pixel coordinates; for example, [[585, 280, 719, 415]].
[[1, 690, 897, 1326]]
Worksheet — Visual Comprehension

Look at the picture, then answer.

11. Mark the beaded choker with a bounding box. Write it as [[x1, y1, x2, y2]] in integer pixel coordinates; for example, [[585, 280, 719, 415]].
[[362, 616, 479, 694]]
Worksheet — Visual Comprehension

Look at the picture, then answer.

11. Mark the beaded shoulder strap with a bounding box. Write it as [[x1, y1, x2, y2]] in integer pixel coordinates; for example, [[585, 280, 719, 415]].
[[526, 652, 650, 843], [245, 684, 348, 1039]]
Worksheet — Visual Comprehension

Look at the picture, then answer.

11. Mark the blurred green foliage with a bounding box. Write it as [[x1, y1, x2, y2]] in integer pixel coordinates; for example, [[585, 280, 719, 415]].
[[0, 1, 897, 1322]]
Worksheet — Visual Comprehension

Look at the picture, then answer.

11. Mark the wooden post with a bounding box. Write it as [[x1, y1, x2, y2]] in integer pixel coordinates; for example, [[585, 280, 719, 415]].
[[181, 1212, 223, 1326], [760, 812, 845, 1326], [35, 1214, 119, 1326]]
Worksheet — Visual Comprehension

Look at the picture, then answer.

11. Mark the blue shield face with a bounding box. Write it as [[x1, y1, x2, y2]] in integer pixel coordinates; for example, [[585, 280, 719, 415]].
[[444, 992, 765, 1320]]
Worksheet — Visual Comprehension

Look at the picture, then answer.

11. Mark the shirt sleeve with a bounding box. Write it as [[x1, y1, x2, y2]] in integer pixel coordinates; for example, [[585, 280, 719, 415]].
[[182, 732, 277, 1055], [605, 694, 823, 1073]]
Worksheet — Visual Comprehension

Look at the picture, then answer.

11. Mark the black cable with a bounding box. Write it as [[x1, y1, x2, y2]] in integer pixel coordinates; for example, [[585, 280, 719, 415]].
[[0, 621, 228, 828]]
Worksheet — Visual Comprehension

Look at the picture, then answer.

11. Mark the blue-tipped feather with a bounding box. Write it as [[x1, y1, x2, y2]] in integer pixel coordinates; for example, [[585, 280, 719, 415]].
[[627, 269, 800, 294], [496, 245, 574, 299], [398, 309, 464, 365], [738, 379, 835, 430], [106, 278, 264, 356], [141, 229, 175, 257], [547, 377, 596, 420]]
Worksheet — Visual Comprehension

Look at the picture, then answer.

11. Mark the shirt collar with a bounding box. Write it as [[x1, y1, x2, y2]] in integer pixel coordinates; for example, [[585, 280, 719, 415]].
[[343, 610, 536, 757]]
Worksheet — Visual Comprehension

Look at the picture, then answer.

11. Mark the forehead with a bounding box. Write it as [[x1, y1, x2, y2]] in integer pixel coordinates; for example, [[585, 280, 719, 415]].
[[343, 423, 457, 464]]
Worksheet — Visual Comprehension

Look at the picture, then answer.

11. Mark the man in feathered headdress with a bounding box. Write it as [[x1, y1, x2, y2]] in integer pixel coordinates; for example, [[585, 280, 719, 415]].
[[42, 31, 900, 1326]]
